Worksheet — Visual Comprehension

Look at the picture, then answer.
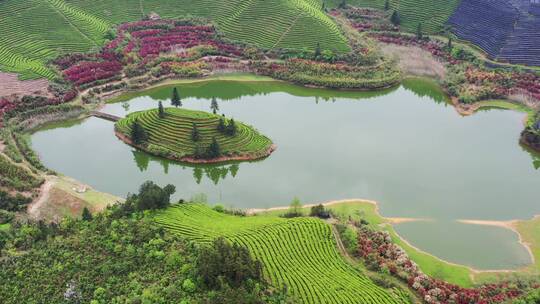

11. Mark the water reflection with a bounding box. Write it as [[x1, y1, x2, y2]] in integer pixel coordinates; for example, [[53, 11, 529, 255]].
[[132, 149, 242, 184], [31, 79, 540, 269]]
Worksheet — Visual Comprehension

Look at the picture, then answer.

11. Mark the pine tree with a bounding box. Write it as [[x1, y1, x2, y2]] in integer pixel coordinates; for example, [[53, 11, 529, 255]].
[[81, 207, 93, 221], [390, 11, 400, 26], [194, 144, 203, 159], [131, 119, 148, 145], [191, 123, 200, 142], [447, 36, 453, 50], [210, 97, 219, 114], [171, 87, 182, 107], [226, 119, 237, 136], [384, 0, 390, 11], [338, 0, 346, 8], [314, 42, 322, 59], [217, 117, 226, 133], [158, 101, 165, 118], [206, 137, 221, 158], [285, 197, 302, 217], [416, 23, 423, 40]]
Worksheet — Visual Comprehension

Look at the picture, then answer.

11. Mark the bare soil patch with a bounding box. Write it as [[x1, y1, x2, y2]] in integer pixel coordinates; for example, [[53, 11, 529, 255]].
[[0, 72, 49, 98], [380, 43, 446, 80]]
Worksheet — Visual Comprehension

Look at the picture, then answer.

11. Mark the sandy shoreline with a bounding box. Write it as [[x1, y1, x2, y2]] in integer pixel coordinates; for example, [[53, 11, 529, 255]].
[[246, 198, 430, 224], [457, 219, 536, 268], [247, 198, 537, 274]]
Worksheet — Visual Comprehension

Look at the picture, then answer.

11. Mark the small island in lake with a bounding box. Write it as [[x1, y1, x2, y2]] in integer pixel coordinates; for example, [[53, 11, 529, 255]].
[[114, 105, 275, 163]]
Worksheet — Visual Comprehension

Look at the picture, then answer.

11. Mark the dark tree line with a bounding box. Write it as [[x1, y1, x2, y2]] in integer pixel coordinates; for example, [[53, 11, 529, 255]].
[[130, 118, 148, 145], [110, 181, 176, 217], [217, 117, 237, 136], [194, 137, 221, 159], [197, 237, 263, 289]]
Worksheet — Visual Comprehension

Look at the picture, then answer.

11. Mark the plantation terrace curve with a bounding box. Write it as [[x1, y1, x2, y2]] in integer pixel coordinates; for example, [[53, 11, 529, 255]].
[[2, 6, 540, 304], [114, 107, 275, 164]]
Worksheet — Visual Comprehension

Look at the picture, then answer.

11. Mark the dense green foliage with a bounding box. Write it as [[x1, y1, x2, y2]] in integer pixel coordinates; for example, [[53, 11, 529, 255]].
[[253, 59, 400, 89], [154, 204, 411, 304], [0, 191, 32, 213], [513, 288, 540, 304], [116, 108, 273, 160], [310, 204, 331, 219], [0, 211, 288, 303], [521, 113, 540, 152], [0, 0, 349, 79], [0, 153, 42, 191], [110, 181, 176, 218]]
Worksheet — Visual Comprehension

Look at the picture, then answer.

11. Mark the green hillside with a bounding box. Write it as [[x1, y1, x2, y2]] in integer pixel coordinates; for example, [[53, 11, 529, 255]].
[[154, 204, 411, 304], [0, 0, 349, 80], [330, 0, 459, 33]]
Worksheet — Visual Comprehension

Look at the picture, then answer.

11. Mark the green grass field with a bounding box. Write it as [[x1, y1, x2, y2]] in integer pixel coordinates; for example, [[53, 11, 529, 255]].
[[115, 107, 273, 159], [331, 0, 459, 33], [0, 0, 349, 80], [154, 204, 411, 304]]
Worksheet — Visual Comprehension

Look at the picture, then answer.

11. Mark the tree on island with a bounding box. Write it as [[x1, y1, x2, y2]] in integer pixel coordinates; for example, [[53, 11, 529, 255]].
[[131, 119, 148, 145], [217, 117, 226, 133], [314, 42, 322, 59], [416, 23, 424, 40], [158, 101, 165, 118], [171, 87, 182, 107], [191, 122, 200, 142], [206, 137, 221, 158], [194, 144, 204, 159], [390, 11, 400, 26], [210, 97, 219, 114], [81, 207, 93, 221], [384, 0, 390, 11], [226, 119, 237, 136]]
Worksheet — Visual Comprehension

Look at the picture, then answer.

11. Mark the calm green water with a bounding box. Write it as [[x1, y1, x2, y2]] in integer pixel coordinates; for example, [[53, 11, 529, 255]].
[[31, 79, 540, 270]]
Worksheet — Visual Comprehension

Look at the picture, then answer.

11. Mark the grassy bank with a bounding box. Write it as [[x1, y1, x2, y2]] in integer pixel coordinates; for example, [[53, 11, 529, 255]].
[[107, 74, 398, 104], [474, 100, 536, 126]]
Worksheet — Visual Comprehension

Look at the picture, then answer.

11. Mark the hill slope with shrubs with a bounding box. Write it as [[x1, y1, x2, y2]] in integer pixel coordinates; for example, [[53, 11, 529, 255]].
[[0, 0, 348, 79], [0, 182, 291, 304]]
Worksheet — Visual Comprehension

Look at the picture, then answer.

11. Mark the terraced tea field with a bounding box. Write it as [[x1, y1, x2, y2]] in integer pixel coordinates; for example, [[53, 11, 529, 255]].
[[154, 204, 411, 304], [337, 0, 460, 33], [449, 0, 540, 66], [0, 0, 348, 79], [115, 107, 273, 159]]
